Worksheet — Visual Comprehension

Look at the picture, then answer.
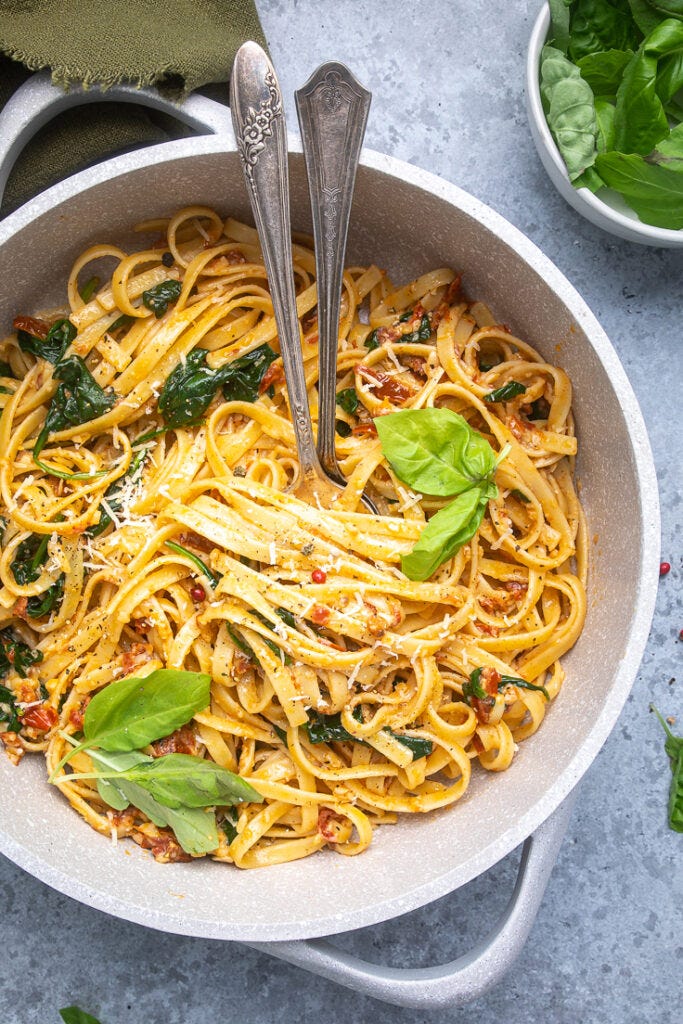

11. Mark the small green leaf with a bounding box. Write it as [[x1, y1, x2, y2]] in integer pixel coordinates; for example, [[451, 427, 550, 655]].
[[17, 318, 76, 364], [401, 485, 489, 581], [59, 1007, 103, 1024], [364, 329, 380, 350], [335, 420, 352, 437], [391, 733, 433, 758], [484, 380, 527, 402], [374, 408, 497, 497], [142, 279, 182, 318], [164, 540, 220, 589], [79, 276, 100, 303], [83, 669, 211, 753], [650, 704, 683, 832]]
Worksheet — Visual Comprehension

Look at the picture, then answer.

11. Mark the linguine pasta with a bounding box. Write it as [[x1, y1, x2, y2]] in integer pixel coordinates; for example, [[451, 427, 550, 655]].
[[0, 207, 587, 867]]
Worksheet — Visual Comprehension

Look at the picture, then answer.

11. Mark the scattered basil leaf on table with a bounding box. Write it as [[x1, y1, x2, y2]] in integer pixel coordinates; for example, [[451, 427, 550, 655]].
[[59, 1007, 103, 1024], [142, 279, 182, 318], [33, 356, 117, 478], [650, 705, 683, 832], [17, 318, 76, 364]]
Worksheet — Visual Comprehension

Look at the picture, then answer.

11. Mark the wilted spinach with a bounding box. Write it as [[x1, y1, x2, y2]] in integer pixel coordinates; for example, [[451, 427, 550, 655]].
[[142, 279, 182, 318], [17, 318, 76, 364], [0, 628, 43, 682]]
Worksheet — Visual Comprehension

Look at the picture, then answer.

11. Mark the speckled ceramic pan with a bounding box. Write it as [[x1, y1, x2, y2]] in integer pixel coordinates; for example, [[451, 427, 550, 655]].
[[0, 74, 659, 1009]]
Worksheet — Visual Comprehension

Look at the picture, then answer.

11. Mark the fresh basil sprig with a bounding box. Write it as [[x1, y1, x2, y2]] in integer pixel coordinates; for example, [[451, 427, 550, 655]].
[[59, 1007, 103, 1024], [158, 344, 277, 428], [375, 408, 507, 581], [651, 705, 683, 832], [33, 356, 116, 479]]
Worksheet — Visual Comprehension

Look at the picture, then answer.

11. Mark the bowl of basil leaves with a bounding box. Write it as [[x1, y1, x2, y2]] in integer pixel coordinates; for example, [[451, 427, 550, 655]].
[[526, 1, 683, 247]]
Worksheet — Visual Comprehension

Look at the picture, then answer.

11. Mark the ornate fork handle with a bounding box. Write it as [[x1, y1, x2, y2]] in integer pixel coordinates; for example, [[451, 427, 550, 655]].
[[230, 42, 323, 483], [295, 63, 371, 484]]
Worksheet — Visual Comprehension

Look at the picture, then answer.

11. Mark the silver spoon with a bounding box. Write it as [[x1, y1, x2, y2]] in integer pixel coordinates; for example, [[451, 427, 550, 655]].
[[230, 42, 344, 510], [295, 63, 372, 503]]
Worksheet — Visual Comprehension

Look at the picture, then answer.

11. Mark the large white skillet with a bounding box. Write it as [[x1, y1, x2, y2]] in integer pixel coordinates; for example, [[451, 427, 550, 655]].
[[0, 73, 659, 1009]]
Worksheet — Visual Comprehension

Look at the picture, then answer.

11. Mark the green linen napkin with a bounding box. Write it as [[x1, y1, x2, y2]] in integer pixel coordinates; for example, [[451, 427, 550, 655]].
[[0, 0, 267, 217]]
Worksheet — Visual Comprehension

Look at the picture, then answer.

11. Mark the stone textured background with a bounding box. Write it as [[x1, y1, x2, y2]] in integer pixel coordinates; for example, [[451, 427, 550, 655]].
[[1, 2, 681, 1021]]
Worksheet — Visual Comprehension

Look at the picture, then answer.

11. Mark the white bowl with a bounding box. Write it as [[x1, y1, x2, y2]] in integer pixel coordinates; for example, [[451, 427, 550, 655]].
[[526, 4, 683, 248]]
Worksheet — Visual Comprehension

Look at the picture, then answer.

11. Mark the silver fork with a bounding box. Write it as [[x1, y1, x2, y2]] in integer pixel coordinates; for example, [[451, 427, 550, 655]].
[[295, 63, 373, 505]]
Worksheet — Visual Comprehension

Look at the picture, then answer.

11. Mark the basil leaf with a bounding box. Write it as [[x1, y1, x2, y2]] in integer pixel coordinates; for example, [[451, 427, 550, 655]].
[[220, 806, 239, 843], [374, 408, 496, 497], [654, 119, 683, 158], [594, 97, 617, 151], [18, 318, 76, 365], [577, 48, 635, 97], [401, 485, 489, 581], [594, 150, 683, 227], [0, 628, 43, 681], [336, 388, 359, 414], [614, 18, 683, 154], [628, 0, 668, 34], [83, 669, 211, 752], [541, 44, 599, 181], [118, 752, 262, 808], [142, 279, 182, 318], [484, 380, 527, 402], [657, 47, 683, 100], [650, 705, 683, 832], [33, 356, 116, 475], [91, 748, 220, 855], [219, 343, 277, 404], [59, 1007, 103, 1024], [548, 0, 572, 52], [569, 0, 641, 62]]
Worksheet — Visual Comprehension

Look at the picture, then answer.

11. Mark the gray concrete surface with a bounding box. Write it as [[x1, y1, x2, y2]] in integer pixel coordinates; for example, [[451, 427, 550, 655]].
[[1, 2, 681, 1021]]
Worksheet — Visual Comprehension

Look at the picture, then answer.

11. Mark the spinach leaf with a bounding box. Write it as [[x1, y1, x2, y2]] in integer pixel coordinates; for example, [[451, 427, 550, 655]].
[[374, 407, 497, 497], [462, 667, 549, 706], [272, 722, 288, 746], [0, 361, 15, 379], [541, 44, 598, 181], [79, 276, 100, 303], [0, 683, 21, 732], [109, 313, 134, 333], [510, 488, 531, 503], [569, 0, 641, 62], [650, 705, 683, 832], [219, 344, 278, 403], [0, 628, 43, 680], [81, 669, 210, 753], [33, 356, 116, 476], [577, 48, 635, 96], [614, 18, 683, 154], [400, 313, 432, 343], [17, 318, 76, 364], [221, 806, 239, 843], [594, 150, 683, 226], [27, 574, 65, 619], [227, 624, 256, 661], [364, 329, 380, 350], [498, 673, 550, 700], [10, 533, 49, 585], [275, 607, 298, 629], [304, 710, 433, 759], [335, 420, 352, 437], [401, 485, 490, 582], [142, 279, 182, 318], [90, 748, 220, 855], [336, 388, 359, 414], [97, 752, 262, 809], [484, 380, 527, 402], [158, 344, 277, 428], [164, 540, 221, 588], [59, 1007, 103, 1024]]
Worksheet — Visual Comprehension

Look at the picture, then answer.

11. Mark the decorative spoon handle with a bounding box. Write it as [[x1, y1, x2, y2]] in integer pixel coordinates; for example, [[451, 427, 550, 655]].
[[230, 42, 323, 483], [295, 62, 371, 483]]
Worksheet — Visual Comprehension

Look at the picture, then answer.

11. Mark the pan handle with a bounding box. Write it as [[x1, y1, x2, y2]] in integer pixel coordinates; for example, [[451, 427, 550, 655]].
[[245, 791, 577, 1009], [0, 69, 232, 205]]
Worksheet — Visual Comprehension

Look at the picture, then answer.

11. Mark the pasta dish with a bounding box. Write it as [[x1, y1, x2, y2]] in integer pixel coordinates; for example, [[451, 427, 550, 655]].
[[0, 206, 587, 867]]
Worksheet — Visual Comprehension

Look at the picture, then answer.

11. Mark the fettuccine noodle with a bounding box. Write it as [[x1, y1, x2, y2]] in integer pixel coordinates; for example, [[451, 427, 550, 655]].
[[0, 208, 587, 867]]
